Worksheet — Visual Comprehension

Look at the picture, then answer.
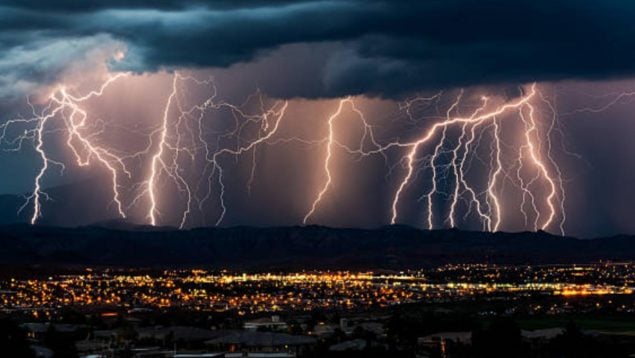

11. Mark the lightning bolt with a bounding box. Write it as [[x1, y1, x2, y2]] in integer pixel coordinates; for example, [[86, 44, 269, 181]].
[[2, 71, 287, 229], [303, 97, 384, 224], [423, 92, 463, 230], [140, 73, 289, 228], [146, 74, 179, 227], [207, 100, 289, 226], [388, 84, 564, 233], [522, 98, 558, 231], [2, 73, 130, 224], [448, 95, 490, 229], [299, 85, 565, 234], [2, 71, 568, 235]]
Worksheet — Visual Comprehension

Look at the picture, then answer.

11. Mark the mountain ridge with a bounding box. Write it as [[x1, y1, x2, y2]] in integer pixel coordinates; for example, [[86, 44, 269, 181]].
[[0, 224, 632, 269]]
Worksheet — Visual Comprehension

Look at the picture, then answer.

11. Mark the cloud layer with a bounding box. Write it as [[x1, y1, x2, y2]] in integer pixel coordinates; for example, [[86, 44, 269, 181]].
[[2, 0, 635, 97]]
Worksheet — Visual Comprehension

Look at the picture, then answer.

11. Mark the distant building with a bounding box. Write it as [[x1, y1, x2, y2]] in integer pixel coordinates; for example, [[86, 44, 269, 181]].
[[355, 322, 385, 337], [521, 328, 565, 341], [20, 323, 88, 341], [329, 339, 367, 352], [243, 316, 288, 332], [311, 323, 337, 337], [137, 326, 226, 343], [205, 331, 316, 357], [418, 331, 472, 347]]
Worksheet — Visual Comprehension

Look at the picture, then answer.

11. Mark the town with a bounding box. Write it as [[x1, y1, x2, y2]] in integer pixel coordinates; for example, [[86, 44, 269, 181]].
[[1, 263, 635, 357]]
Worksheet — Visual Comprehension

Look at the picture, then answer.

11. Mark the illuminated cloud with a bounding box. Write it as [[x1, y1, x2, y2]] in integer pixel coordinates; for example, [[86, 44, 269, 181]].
[[0, 34, 123, 98]]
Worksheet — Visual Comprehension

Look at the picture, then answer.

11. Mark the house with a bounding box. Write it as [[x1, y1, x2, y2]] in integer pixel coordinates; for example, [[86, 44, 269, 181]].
[[418, 331, 472, 346], [137, 326, 226, 343], [329, 339, 367, 351], [244, 316, 288, 332], [521, 328, 565, 341]]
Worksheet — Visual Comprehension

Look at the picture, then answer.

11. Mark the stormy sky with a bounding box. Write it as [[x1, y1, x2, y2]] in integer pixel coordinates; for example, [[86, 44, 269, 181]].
[[3, 0, 635, 97], [1, 0, 635, 237]]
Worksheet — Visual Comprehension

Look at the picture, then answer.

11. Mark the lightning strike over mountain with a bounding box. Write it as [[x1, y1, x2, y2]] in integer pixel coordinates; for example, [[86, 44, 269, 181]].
[[303, 97, 384, 224], [137, 73, 289, 228], [291, 85, 567, 233], [0, 64, 569, 234], [146, 74, 179, 227], [1, 74, 130, 224], [0, 70, 289, 229], [386, 84, 565, 233]]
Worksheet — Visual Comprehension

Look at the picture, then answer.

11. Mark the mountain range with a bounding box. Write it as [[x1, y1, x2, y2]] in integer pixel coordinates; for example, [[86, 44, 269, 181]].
[[0, 223, 633, 269], [1, 180, 634, 269]]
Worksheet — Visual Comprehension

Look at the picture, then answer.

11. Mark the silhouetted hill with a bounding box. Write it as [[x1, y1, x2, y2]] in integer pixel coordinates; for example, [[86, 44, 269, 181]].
[[0, 224, 633, 269]]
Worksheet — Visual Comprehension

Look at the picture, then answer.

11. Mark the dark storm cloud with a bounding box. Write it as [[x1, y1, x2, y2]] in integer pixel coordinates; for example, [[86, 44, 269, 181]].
[[0, 0, 307, 12], [2, 0, 635, 97]]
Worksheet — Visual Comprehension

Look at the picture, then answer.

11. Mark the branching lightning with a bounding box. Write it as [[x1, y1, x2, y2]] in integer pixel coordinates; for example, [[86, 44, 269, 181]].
[[302, 84, 566, 234], [134, 73, 289, 228], [2, 70, 568, 235], [2, 73, 130, 224], [1, 72, 287, 228], [387, 84, 565, 233]]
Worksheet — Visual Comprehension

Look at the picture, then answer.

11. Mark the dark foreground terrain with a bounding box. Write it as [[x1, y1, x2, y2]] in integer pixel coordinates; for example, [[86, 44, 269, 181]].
[[0, 224, 634, 269]]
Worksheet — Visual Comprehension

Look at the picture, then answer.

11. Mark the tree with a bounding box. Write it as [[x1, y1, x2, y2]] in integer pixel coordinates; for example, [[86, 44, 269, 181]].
[[472, 319, 527, 358], [0, 318, 35, 358]]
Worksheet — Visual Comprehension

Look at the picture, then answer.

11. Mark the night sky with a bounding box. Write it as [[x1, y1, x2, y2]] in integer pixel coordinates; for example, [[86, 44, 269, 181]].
[[1, 1, 635, 237]]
